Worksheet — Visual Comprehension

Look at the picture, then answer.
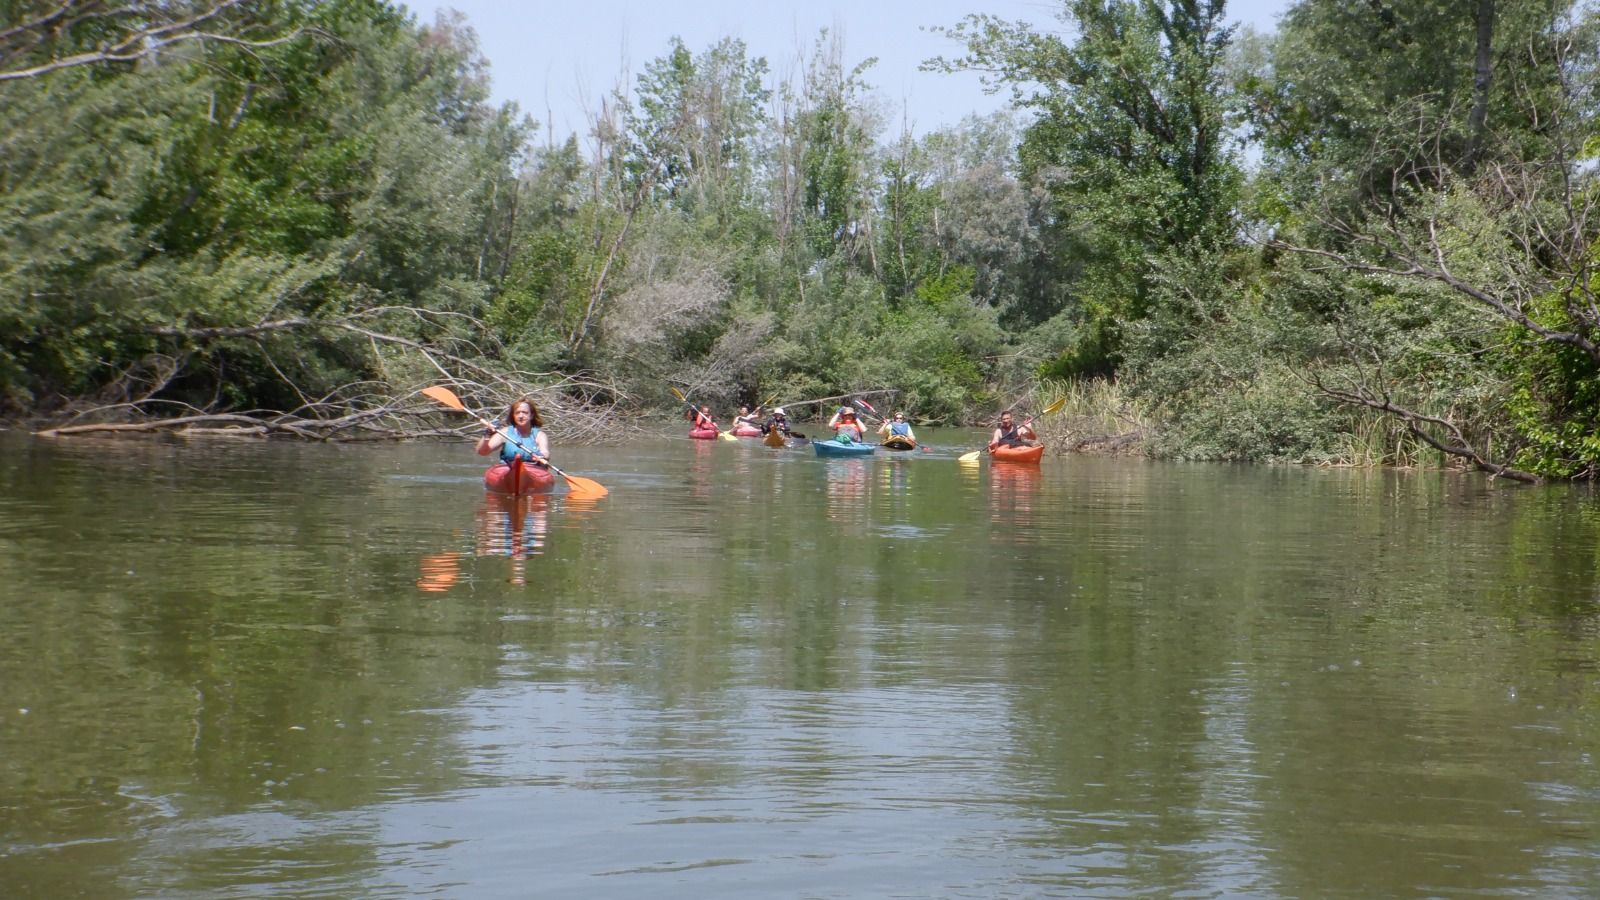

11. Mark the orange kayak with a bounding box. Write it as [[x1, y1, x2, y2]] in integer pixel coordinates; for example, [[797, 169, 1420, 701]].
[[484, 458, 556, 494], [991, 444, 1044, 463]]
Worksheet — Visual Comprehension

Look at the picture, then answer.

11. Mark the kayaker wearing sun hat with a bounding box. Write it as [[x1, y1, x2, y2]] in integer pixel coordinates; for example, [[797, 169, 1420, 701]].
[[764, 407, 793, 436], [828, 405, 865, 443]]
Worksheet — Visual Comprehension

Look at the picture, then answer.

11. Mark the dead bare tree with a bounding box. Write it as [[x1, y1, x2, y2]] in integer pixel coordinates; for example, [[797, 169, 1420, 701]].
[[0, 0, 305, 83]]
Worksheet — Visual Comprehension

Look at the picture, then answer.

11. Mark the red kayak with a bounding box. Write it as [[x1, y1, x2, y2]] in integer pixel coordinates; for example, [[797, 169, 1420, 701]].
[[731, 424, 763, 437], [688, 427, 720, 440], [484, 458, 556, 494], [991, 444, 1045, 463]]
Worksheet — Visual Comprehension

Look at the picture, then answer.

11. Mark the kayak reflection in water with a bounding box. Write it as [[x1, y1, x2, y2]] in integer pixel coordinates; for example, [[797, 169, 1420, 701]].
[[989, 463, 1041, 526], [417, 493, 554, 592], [477, 494, 551, 585]]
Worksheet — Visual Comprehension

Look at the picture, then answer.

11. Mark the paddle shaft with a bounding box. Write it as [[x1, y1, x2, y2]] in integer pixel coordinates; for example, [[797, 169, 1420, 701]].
[[674, 388, 738, 440], [849, 400, 883, 424], [960, 411, 1045, 462], [483, 416, 606, 496], [479, 416, 547, 464], [423, 387, 606, 497]]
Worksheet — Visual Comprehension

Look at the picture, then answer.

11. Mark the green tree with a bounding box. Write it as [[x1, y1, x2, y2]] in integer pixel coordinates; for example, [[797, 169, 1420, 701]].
[[933, 0, 1243, 376], [0, 1, 530, 414], [774, 31, 882, 267], [1241, 0, 1565, 212], [628, 36, 771, 227], [1256, 1, 1600, 480]]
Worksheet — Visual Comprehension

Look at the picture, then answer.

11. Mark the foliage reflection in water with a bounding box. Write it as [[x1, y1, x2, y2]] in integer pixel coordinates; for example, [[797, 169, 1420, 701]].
[[2, 432, 1600, 898]]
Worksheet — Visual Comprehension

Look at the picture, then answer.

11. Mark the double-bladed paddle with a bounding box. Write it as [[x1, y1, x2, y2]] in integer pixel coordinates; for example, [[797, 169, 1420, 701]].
[[850, 398, 883, 423], [670, 386, 739, 441], [958, 395, 1068, 463], [423, 386, 608, 498]]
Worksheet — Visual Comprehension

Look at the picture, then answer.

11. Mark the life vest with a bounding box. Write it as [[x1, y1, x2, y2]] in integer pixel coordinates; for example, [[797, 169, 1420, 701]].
[[888, 421, 912, 437], [996, 423, 1025, 447], [498, 425, 545, 464]]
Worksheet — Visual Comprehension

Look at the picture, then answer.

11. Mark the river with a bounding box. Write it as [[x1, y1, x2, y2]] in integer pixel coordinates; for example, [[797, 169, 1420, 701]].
[[2, 429, 1598, 898]]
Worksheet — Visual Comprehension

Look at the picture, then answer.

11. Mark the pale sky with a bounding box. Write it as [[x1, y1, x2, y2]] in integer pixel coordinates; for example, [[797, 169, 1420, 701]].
[[412, 1, 1292, 143]]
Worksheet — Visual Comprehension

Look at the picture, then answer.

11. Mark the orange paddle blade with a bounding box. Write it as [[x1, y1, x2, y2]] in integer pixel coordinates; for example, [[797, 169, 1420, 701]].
[[563, 477, 608, 499], [552, 466, 608, 498], [422, 385, 467, 412]]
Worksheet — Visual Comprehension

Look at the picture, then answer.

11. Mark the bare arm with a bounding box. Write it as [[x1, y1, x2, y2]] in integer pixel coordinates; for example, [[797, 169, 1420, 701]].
[[477, 425, 502, 456]]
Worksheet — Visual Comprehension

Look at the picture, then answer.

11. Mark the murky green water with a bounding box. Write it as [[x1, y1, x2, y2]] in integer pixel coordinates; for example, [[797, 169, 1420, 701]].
[[2, 429, 1599, 898]]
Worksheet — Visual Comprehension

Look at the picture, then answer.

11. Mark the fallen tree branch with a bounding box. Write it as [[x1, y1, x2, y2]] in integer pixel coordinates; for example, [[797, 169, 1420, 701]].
[[1306, 369, 1538, 483], [31, 312, 631, 444]]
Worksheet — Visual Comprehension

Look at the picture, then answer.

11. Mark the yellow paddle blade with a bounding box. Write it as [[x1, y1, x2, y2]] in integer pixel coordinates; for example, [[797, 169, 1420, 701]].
[[1041, 396, 1067, 417], [670, 386, 688, 403], [958, 450, 982, 463], [719, 431, 738, 442], [422, 385, 466, 412]]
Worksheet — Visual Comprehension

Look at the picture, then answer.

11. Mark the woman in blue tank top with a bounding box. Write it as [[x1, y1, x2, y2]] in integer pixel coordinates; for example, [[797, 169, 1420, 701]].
[[476, 397, 550, 464]]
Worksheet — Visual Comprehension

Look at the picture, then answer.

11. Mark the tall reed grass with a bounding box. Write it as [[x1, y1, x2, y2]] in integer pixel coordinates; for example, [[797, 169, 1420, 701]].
[[1034, 378, 1153, 454]]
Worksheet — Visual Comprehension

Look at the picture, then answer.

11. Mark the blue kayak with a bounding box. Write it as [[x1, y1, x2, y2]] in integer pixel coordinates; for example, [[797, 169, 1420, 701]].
[[812, 438, 875, 457]]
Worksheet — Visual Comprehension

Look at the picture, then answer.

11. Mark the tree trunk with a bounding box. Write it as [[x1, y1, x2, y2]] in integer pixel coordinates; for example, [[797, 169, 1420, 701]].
[[1462, 0, 1495, 173]]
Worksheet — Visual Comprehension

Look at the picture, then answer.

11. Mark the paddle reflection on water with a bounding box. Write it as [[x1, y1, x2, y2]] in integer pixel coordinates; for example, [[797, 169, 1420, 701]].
[[415, 552, 461, 593]]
